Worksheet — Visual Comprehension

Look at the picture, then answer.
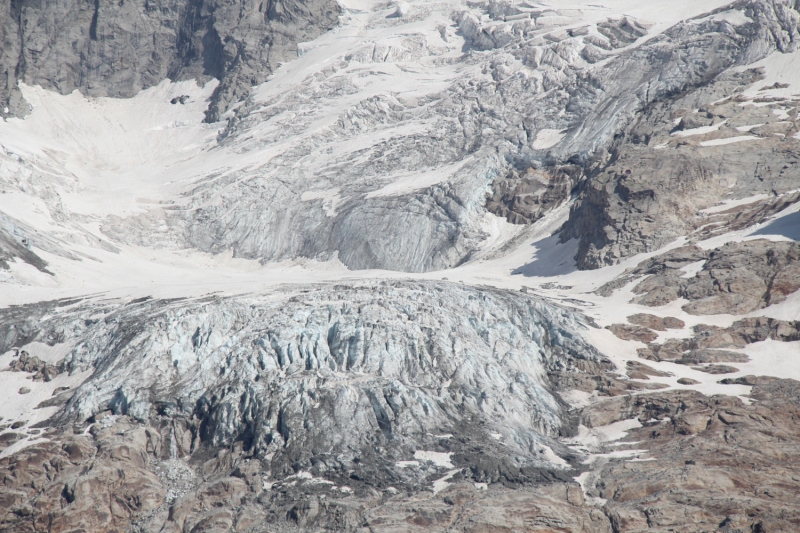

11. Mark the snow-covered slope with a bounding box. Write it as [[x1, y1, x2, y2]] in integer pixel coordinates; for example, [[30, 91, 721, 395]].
[[4, 0, 798, 277]]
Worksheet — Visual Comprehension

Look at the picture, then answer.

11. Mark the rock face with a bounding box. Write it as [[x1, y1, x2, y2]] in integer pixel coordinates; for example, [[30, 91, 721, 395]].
[[0, 0, 341, 121], [486, 165, 582, 225], [7, 349, 59, 382], [635, 317, 800, 366], [581, 380, 800, 533], [553, 0, 800, 271], [0, 219, 49, 274], [597, 240, 800, 314], [0, 414, 612, 533], [561, 69, 800, 269], [0, 419, 166, 532]]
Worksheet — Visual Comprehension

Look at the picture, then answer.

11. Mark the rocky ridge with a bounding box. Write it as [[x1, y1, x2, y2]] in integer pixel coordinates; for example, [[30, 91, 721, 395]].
[[597, 239, 800, 314], [579, 378, 800, 533]]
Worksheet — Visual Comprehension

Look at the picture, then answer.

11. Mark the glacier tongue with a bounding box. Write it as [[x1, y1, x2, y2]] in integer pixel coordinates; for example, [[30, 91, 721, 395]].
[[5, 281, 602, 482]]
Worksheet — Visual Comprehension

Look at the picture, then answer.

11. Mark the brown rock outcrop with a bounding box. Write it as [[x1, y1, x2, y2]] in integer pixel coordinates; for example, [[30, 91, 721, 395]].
[[486, 165, 582, 225], [7, 350, 60, 382], [0, 419, 166, 533], [638, 317, 800, 365], [597, 240, 800, 315], [606, 324, 659, 343], [626, 314, 684, 331], [681, 240, 800, 315], [625, 360, 672, 381], [581, 379, 800, 532]]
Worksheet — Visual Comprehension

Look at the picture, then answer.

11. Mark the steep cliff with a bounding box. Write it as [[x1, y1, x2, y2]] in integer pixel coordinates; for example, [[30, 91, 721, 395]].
[[0, 0, 340, 121]]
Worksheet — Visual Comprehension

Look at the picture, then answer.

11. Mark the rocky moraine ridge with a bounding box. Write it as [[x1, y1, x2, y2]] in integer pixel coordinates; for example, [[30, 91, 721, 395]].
[[1, 0, 800, 532]]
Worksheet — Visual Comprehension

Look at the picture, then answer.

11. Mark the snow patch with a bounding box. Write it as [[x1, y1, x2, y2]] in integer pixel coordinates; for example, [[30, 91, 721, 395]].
[[672, 120, 726, 137], [700, 194, 769, 214], [699, 135, 761, 147], [738, 48, 800, 100], [365, 159, 471, 199], [735, 123, 765, 132], [414, 450, 454, 468], [432, 469, 460, 493], [532, 129, 565, 150], [559, 389, 597, 409], [2, 80, 221, 219], [540, 445, 570, 468], [733, 340, 800, 383], [693, 9, 752, 26], [301, 188, 345, 217], [572, 418, 643, 447], [680, 260, 706, 278]]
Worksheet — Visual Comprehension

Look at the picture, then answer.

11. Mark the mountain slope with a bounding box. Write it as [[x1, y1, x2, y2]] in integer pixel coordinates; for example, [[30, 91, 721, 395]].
[[0, 1, 799, 532]]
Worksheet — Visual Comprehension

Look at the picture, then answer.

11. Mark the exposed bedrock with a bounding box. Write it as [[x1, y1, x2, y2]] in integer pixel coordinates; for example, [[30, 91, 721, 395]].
[[561, 82, 800, 269], [486, 164, 583, 225], [597, 239, 800, 315], [560, 6, 800, 269], [549, 0, 799, 165], [581, 379, 800, 533], [0, 0, 341, 121], [0, 414, 610, 533]]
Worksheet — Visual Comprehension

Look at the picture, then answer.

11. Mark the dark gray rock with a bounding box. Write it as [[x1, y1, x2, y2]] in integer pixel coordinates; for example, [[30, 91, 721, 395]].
[[691, 364, 740, 374], [627, 313, 685, 331], [0, 0, 340, 122], [486, 164, 582, 225]]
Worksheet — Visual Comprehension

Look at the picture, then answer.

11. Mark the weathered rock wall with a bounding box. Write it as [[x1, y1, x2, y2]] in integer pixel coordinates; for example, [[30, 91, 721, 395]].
[[0, 0, 341, 121]]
